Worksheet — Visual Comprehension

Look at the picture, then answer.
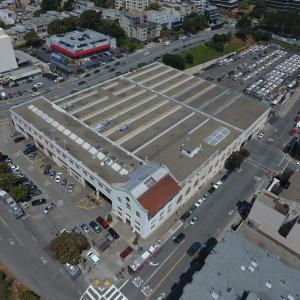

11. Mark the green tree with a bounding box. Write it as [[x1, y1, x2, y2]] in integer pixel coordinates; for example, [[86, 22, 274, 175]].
[[20, 291, 40, 300], [0, 20, 7, 29], [238, 0, 251, 10], [79, 10, 102, 30], [0, 273, 11, 300], [24, 30, 41, 47], [94, 0, 114, 8], [236, 16, 252, 35], [0, 173, 19, 191], [50, 232, 89, 264], [9, 185, 29, 202], [47, 17, 78, 35], [226, 151, 247, 171], [162, 53, 185, 70], [251, 0, 267, 18], [0, 162, 8, 174], [183, 14, 208, 34], [40, 0, 61, 12], [145, 2, 160, 10], [63, 0, 75, 11], [185, 53, 194, 64]]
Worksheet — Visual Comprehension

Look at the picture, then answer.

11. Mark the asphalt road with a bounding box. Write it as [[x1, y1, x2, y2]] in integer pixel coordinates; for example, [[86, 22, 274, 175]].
[[0, 25, 234, 118]]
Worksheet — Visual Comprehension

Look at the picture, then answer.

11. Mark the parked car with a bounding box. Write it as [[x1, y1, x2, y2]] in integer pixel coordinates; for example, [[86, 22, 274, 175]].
[[64, 263, 81, 280], [108, 228, 119, 240], [96, 216, 109, 229], [105, 233, 114, 244], [67, 183, 75, 193], [60, 178, 67, 190], [43, 164, 51, 175], [55, 172, 62, 183], [87, 251, 101, 265], [180, 211, 191, 222], [80, 223, 89, 233], [190, 216, 198, 225], [9, 131, 20, 137], [14, 136, 25, 143], [72, 226, 81, 234], [208, 186, 215, 194], [28, 152, 36, 160], [187, 242, 201, 256], [43, 202, 56, 214], [78, 81, 86, 85], [23, 145, 37, 155], [173, 233, 185, 244], [31, 198, 46, 206], [49, 170, 56, 179], [89, 221, 101, 233]]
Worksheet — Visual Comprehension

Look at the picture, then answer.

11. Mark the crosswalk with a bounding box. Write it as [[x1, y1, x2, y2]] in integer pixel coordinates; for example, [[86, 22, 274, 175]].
[[80, 284, 128, 300]]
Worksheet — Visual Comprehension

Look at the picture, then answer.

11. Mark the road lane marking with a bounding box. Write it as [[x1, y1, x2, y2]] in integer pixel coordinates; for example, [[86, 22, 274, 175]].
[[8, 238, 15, 246], [119, 279, 129, 290], [146, 252, 187, 299], [12, 233, 24, 246], [32, 235, 37, 242], [0, 216, 8, 227], [143, 245, 182, 286]]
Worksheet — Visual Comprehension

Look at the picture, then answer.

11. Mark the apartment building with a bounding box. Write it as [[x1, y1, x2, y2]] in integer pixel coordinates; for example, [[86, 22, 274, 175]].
[[115, 0, 149, 11]]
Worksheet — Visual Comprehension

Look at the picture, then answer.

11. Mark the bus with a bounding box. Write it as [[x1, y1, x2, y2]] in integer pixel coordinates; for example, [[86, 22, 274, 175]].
[[128, 240, 161, 275]]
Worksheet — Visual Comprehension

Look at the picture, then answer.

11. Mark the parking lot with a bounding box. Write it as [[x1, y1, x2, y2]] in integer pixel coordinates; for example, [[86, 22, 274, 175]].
[[201, 44, 300, 103], [0, 120, 144, 286]]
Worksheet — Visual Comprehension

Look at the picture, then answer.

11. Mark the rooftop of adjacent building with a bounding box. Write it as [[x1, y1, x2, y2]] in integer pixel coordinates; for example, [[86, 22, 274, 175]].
[[180, 231, 300, 300]]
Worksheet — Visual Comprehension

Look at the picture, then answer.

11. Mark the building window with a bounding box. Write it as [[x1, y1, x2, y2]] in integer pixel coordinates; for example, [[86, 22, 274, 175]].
[[62, 154, 66, 159], [90, 175, 94, 181], [151, 223, 156, 230], [135, 211, 140, 218], [167, 203, 172, 213], [75, 164, 80, 169], [135, 220, 140, 226], [185, 187, 191, 196], [105, 188, 111, 194], [118, 197, 121, 204], [98, 181, 103, 188], [126, 202, 131, 210], [69, 159, 73, 164], [135, 224, 140, 232], [126, 197, 130, 202], [177, 195, 182, 204], [193, 179, 199, 188], [83, 170, 87, 176]]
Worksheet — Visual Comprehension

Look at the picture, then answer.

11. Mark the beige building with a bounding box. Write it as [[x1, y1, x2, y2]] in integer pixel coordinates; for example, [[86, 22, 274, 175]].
[[120, 11, 161, 43], [248, 189, 300, 256], [10, 63, 269, 239], [115, 0, 149, 10]]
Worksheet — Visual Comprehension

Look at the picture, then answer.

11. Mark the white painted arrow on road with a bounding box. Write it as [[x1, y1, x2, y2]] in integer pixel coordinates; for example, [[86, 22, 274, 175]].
[[149, 261, 159, 267]]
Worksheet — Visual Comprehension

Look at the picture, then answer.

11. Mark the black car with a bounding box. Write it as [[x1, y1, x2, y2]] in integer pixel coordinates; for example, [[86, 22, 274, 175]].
[[32, 198, 46, 206], [94, 69, 100, 74], [114, 62, 120, 66], [78, 81, 86, 86], [187, 242, 201, 256], [89, 221, 101, 233], [208, 186, 216, 194], [14, 136, 25, 143], [173, 233, 185, 244], [109, 68, 115, 72], [180, 211, 191, 222], [23, 145, 37, 155], [108, 228, 120, 240], [43, 164, 51, 175]]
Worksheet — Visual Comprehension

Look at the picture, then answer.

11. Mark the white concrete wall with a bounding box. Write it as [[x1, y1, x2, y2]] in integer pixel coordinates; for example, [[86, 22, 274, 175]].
[[0, 28, 18, 73]]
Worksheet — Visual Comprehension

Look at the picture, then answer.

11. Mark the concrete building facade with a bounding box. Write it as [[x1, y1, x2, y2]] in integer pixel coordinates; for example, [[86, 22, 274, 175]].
[[115, 0, 149, 11], [10, 63, 269, 239], [0, 28, 18, 73]]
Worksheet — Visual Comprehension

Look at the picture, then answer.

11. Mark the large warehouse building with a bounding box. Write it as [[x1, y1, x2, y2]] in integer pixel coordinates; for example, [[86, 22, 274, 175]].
[[46, 28, 117, 59], [10, 63, 269, 238], [0, 28, 18, 73]]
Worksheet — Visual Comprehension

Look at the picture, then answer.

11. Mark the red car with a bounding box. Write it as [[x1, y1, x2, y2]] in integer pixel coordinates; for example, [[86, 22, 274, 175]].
[[96, 216, 109, 229]]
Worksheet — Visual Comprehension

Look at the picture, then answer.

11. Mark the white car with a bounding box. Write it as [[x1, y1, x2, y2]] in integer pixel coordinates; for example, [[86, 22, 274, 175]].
[[55, 172, 62, 183], [297, 161, 300, 166], [87, 251, 101, 265], [144, 51, 150, 56], [258, 132, 264, 139], [228, 209, 234, 215], [190, 216, 198, 225], [197, 198, 203, 205], [194, 201, 201, 207], [216, 181, 223, 187]]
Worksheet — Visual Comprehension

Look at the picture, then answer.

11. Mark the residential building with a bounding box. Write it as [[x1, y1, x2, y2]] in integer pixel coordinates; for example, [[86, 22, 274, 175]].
[[191, 0, 207, 13], [120, 11, 161, 43], [181, 232, 300, 300], [46, 28, 117, 59], [0, 28, 18, 73], [74, 0, 95, 12], [145, 10, 181, 30], [204, 4, 219, 24], [101, 9, 122, 21], [10, 62, 269, 238], [248, 188, 300, 256], [159, 0, 196, 18], [0, 9, 16, 25], [115, 0, 149, 11], [0, 0, 18, 10], [210, 0, 239, 8]]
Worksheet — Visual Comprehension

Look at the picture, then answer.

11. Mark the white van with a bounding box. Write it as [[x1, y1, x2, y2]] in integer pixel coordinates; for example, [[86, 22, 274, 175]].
[[87, 251, 101, 264]]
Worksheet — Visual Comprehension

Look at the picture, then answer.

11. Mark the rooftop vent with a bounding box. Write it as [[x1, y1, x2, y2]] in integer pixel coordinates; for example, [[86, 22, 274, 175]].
[[265, 281, 272, 289], [180, 144, 202, 158]]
